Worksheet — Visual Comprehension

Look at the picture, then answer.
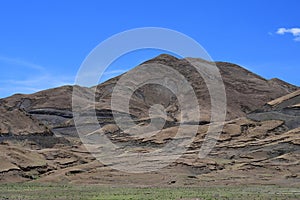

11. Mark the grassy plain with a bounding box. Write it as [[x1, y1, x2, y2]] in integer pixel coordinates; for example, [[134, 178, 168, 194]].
[[0, 183, 299, 200]]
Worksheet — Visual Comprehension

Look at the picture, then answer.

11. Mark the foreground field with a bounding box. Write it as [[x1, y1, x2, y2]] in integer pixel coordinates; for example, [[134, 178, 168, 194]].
[[0, 184, 299, 200]]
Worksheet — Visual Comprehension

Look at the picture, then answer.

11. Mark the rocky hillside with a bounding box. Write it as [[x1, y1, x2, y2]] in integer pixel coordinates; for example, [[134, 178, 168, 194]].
[[2, 54, 297, 137], [0, 102, 51, 136], [248, 89, 300, 129], [0, 54, 299, 186]]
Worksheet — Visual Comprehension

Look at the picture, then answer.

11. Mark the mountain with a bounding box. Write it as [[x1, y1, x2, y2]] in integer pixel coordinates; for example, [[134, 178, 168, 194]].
[[1, 54, 296, 139], [0, 54, 299, 186], [94, 54, 298, 122], [2, 54, 298, 136]]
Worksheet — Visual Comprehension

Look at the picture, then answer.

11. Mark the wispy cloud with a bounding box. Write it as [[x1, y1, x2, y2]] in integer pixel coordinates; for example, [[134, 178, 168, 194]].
[[0, 56, 46, 71], [3, 74, 74, 87], [0, 56, 127, 97], [276, 27, 300, 41], [0, 55, 75, 97], [0, 74, 75, 97]]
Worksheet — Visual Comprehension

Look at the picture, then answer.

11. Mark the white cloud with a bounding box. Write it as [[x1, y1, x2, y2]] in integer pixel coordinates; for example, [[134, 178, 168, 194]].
[[276, 27, 300, 41], [276, 28, 287, 35]]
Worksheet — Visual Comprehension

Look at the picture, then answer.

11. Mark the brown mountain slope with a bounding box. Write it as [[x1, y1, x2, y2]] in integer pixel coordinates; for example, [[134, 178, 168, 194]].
[[0, 54, 299, 187]]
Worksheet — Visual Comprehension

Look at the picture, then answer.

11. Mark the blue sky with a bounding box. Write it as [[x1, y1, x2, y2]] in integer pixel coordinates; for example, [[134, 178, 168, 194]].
[[0, 0, 299, 98]]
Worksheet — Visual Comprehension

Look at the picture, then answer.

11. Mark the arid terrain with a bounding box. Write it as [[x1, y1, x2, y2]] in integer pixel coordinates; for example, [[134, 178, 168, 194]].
[[0, 54, 299, 199]]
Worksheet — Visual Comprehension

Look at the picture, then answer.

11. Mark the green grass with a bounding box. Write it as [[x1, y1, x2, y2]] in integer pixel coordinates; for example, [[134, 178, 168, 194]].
[[0, 183, 299, 200]]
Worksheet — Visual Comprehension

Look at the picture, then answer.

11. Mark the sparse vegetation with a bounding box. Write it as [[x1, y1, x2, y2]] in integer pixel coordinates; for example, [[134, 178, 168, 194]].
[[0, 183, 299, 200]]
